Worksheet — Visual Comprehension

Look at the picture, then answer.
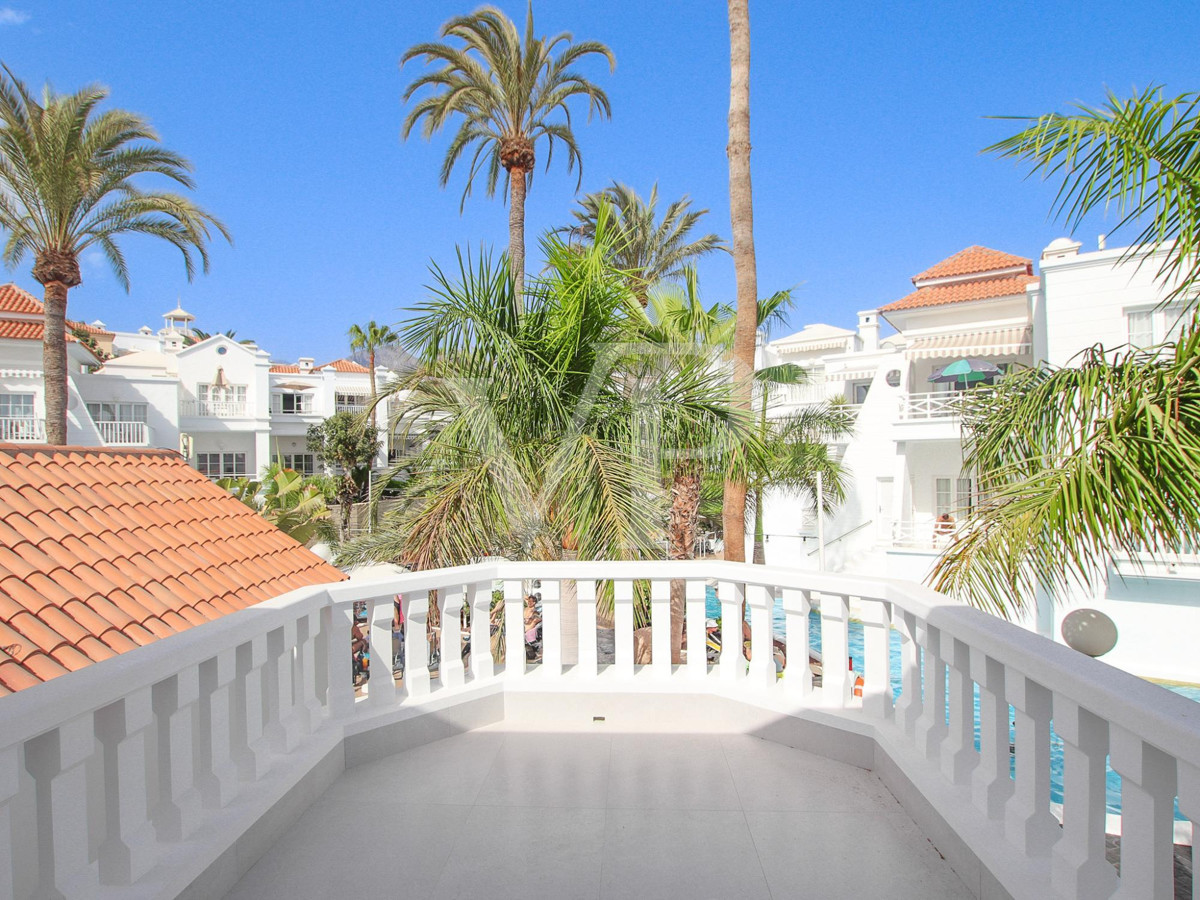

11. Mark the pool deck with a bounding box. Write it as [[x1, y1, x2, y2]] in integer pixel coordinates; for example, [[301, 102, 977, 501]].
[[225, 728, 973, 900]]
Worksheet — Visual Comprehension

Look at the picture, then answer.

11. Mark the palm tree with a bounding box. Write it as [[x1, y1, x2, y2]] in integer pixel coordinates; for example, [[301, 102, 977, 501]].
[[348, 320, 399, 428], [0, 66, 229, 445], [401, 5, 614, 299], [723, 0, 759, 562], [565, 182, 727, 305]]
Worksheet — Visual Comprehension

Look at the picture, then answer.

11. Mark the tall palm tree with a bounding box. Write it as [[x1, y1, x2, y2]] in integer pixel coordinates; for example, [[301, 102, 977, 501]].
[[565, 182, 727, 305], [723, 0, 759, 562], [348, 319, 400, 428], [401, 5, 614, 300], [0, 66, 229, 445]]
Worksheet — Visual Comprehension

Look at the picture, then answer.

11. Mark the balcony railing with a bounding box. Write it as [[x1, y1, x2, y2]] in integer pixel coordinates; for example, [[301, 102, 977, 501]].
[[0, 560, 1195, 899], [0, 415, 45, 442], [335, 402, 368, 415], [180, 399, 250, 418], [95, 420, 149, 446], [898, 391, 962, 420]]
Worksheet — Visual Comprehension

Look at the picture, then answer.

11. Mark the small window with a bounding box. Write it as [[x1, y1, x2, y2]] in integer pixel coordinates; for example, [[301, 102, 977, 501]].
[[86, 401, 147, 423], [196, 452, 247, 478], [935, 477, 974, 519], [1127, 310, 1154, 347], [271, 452, 316, 476], [0, 393, 35, 418]]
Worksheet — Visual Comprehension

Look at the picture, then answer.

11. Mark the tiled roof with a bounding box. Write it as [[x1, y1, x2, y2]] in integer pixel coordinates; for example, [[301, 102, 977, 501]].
[[0, 283, 42, 315], [881, 274, 1038, 312], [269, 364, 301, 374], [0, 445, 345, 694], [913, 246, 1033, 282], [317, 358, 370, 374]]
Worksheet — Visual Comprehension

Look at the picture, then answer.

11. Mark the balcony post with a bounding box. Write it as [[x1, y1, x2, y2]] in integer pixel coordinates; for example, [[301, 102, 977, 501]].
[[294, 610, 324, 731], [970, 649, 1013, 821], [1177, 762, 1198, 900], [577, 578, 599, 680], [614, 580, 635, 679], [469, 581, 495, 681], [685, 579, 708, 681], [1004, 672, 1058, 856], [325, 604, 355, 718], [860, 598, 892, 719], [196, 649, 239, 808], [540, 579, 562, 676], [1109, 725, 1177, 900], [95, 687, 157, 885], [718, 580, 745, 685], [1051, 697, 1117, 899], [650, 579, 671, 678], [437, 585, 466, 689], [940, 634, 978, 785], [504, 580, 525, 680], [0, 743, 18, 899], [781, 587, 812, 699], [915, 621, 947, 760], [261, 625, 298, 752], [820, 592, 851, 707], [746, 583, 774, 690], [892, 608, 922, 737], [232, 635, 270, 782], [404, 590, 431, 696], [152, 667, 204, 841]]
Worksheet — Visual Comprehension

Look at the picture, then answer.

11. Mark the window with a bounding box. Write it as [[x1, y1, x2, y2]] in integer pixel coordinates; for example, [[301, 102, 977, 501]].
[[851, 381, 870, 404], [1127, 310, 1155, 347], [1127, 304, 1187, 348], [271, 392, 313, 414], [335, 392, 368, 412], [197, 383, 247, 404], [272, 453, 316, 475], [0, 393, 35, 418], [935, 477, 973, 519], [86, 401, 147, 423], [196, 452, 247, 478]]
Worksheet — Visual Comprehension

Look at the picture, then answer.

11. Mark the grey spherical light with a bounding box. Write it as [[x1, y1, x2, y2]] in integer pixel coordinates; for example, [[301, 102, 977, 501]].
[[1061, 608, 1118, 658]]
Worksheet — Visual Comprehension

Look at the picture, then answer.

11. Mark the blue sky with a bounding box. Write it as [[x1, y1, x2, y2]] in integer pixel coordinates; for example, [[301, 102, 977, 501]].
[[1, 2, 1196, 362]]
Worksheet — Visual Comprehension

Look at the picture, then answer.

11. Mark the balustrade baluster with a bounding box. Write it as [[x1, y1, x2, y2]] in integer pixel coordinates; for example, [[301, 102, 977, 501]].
[[746, 584, 774, 690], [540, 579, 562, 676], [0, 743, 18, 900], [295, 610, 324, 731], [820, 593, 850, 706], [781, 587, 812, 699], [861, 599, 892, 719], [95, 687, 156, 885], [1177, 761, 1198, 900], [940, 635, 977, 784], [893, 608, 922, 737], [503, 580, 525, 679], [232, 635, 270, 782], [405, 591, 432, 696], [685, 580, 707, 680], [1004, 673, 1058, 856], [324, 605, 355, 717], [196, 650, 239, 808], [369, 594, 402, 704], [614, 580, 635, 678], [651, 579, 671, 677], [718, 581, 745, 685], [577, 579, 598, 679], [915, 622, 947, 759], [26, 716, 99, 897], [1109, 726, 1177, 900], [469, 581, 495, 681], [969, 650, 1012, 821], [273, 618, 306, 746], [152, 668, 203, 840], [1051, 697, 1117, 899]]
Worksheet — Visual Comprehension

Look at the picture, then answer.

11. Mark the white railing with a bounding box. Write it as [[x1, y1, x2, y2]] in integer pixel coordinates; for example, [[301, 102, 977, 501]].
[[0, 561, 1196, 900], [0, 415, 45, 442], [180, 399, 250, 418], [899, 391, 962, 420], [885, 520, 956, 550], [95, 420, 149, 446], [335, 402, 368, 415]]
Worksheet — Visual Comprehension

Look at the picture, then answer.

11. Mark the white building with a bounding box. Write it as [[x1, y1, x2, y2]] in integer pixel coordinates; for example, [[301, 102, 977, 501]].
[[760, 241, 1200, 684], [0, 284, 398, 477]]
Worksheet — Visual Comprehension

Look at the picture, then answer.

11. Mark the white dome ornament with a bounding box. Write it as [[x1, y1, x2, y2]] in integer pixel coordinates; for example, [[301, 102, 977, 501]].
[[1060, 608, 1118, 658]]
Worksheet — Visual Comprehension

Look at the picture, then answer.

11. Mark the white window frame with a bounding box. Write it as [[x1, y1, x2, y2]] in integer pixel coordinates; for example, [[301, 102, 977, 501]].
[[934, 476, 973, 519], [271, 452, 316, 475], [86, 401, 147, 423], [0, 392, 35, 418], [1126, 302, 1188, 348], [196, 452, 247, 478]]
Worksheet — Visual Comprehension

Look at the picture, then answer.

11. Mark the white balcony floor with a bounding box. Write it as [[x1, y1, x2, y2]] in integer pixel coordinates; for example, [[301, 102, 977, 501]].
[[225, 729, 972, 900]]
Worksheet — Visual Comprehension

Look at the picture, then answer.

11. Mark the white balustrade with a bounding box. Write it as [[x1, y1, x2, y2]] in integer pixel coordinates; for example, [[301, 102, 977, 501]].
[[96, 420, 148, 445], [898, 391, 962, 420], [0, 561, 1196, 900], [0, 416, 44, 442], [180, 399, 250, 418]]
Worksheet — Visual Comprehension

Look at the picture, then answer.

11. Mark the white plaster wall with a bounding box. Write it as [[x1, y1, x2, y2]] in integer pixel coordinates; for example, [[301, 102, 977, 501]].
[[76, 373, 180, 451]]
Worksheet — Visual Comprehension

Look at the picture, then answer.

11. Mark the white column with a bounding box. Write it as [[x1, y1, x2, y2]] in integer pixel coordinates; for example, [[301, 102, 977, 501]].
[[0, 743, 19, 900], [233, 635, 270, 782], [685, 579, 708, 681], [781, 587, 812, 699], [540, 579, 562, 676], [893, 607, 922, 738], [504, 580, 525, 680], [469, 581, 495, 682], [915, 621, 947, 760], [718, 580, 745, 685], [404, 590, 431, 696], [1051, 697, 1117, 899], [614, 580, 635, 679], [368, 594, 401, 705], [438, 586, 466, 689], [95, 688, 156, 885], [1110, 726, 1177, 900], [746, 583, 774, 690], [27, 715, 99, 898], [970, 649, 1012, 821], [577, 578, 598, 680], [152, 667, 203, 841], [272, 618, 307, 750], [940, 634, 977, 785], [650, 579, 671, 678], [1004, 672, 1058, 856], [861, 599, 892, 719], [820, 592, 850, 707], [325, 604, 356, 717]]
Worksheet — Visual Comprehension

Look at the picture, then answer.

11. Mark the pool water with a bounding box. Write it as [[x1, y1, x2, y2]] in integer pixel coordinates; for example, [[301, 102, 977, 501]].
[[704, 586, 1195, 821]]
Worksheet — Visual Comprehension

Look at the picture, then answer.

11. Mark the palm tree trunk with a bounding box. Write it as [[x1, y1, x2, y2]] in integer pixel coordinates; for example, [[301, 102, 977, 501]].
[[752, 390, 768, 564], [722, 0, 758, 563], [508, 167, 528, 299], [41, 282, 70, 446], [668, 459, 702, 663], [368, 349, 377, 430]]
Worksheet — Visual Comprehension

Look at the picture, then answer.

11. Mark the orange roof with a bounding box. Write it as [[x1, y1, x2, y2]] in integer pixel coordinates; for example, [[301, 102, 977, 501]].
[[317, 358, 369, 374], [0, 445, 345, 695], [912, 246, 1033, 283], [0, 283, 42, 315], [269, 364, 301, 374], [881, 274, 1039, 312]]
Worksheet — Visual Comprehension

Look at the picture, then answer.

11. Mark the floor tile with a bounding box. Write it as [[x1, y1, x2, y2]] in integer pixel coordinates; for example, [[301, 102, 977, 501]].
[[473, 732, 612, 808], [333, 730, 504, 806], [607, 734, 741, 810]]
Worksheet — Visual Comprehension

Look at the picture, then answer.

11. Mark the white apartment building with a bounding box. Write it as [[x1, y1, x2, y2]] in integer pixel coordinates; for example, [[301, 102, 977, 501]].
[[759, 240, 1199, 684], [0, 284, 398, 477]]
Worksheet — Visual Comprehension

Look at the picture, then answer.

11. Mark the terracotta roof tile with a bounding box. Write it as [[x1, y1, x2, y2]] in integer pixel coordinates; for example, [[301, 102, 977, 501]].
[[0, 283, 42, 315], [269, 364, 301, 374], [0, 318, 82, 343], [912, 246, 1033, 282], [881, 274, 1039, 312], [0, 445, 345, 691], [316, 358, 370, 374]]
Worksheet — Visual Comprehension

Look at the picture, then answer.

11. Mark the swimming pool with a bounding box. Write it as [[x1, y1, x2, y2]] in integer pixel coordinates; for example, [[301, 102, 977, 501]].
[[705, 586, 1195, 821]]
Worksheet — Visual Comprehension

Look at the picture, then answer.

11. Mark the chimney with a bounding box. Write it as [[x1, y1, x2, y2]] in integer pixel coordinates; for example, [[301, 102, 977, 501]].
[[1041, 237, 1082, 262], [298, 357, 314, 373], [857, 309, 879, 352], [1098, 234, 1107, 250]]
